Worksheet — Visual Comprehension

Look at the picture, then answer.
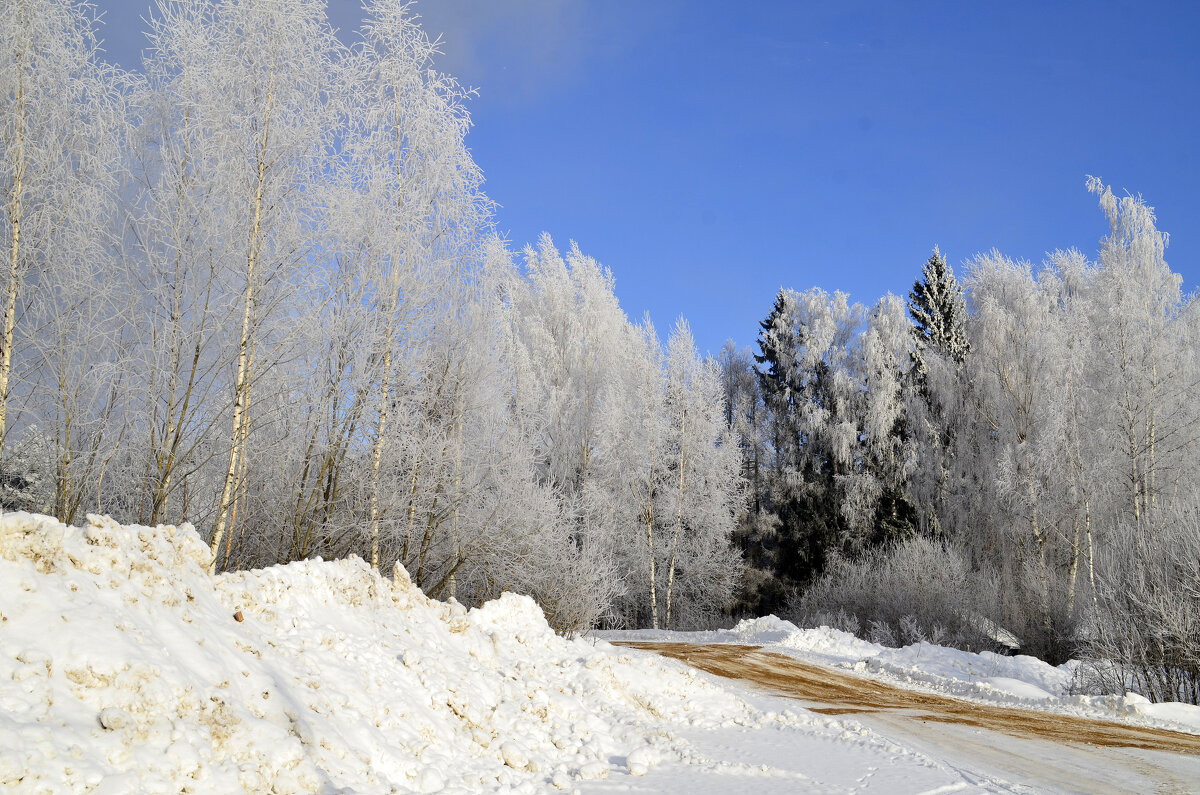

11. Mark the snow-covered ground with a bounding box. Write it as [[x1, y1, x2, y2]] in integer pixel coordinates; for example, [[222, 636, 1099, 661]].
[[600, 615, 1200, 736], [2, 512, 1020, 793], [2, 512, 1196, 794]]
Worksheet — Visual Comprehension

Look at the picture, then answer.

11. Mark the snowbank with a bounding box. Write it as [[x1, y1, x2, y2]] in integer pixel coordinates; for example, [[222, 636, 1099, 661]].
[[0, 512, 797, 793], [601, 616, 1200, 735]]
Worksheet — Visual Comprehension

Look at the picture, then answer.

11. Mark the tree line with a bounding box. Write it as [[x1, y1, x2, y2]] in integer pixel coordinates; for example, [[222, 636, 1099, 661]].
[[0, 0, 741, 632], [724, 180, 1200, 700], [7, 3, 1197, 697]]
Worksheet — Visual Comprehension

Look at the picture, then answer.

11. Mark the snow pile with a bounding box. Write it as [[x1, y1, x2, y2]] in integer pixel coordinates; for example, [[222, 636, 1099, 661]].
[[1118, 693, 1200, 728], [602, 616, 1200, 735], [722, 615, 798, 645], [0, 512, 798, 794], [761, 623, 883, 664], [858, 640, 1072, 702]]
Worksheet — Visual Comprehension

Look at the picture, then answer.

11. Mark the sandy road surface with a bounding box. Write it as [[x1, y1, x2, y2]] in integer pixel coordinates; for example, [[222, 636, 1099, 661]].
[[617, 641, 1200, 794]]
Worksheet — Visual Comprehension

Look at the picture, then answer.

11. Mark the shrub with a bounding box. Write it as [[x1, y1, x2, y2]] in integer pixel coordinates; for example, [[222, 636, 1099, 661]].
[[1080, 511, 1200, 704], [790, 535, 1005, 653]]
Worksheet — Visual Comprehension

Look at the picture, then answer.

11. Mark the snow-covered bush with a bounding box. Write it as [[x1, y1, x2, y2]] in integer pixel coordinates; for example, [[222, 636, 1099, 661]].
[[1082, 511, 1200, 704], [0, 428, 53, 514], [790, 535, 1003, 653]]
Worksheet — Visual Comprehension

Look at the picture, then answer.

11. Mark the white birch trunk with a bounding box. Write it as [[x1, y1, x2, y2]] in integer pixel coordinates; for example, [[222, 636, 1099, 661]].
[[210, 69, 274, 572]]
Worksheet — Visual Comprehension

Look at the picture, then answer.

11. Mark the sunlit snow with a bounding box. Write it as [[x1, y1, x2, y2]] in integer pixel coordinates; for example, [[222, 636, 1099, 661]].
[[3, 512, 1000, 794]]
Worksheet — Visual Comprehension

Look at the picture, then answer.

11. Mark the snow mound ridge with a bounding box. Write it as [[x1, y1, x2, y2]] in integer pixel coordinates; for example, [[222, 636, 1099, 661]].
[[0, 510, 211, 577], [727, 615, 800, 644], [0, 512, 782, 793]]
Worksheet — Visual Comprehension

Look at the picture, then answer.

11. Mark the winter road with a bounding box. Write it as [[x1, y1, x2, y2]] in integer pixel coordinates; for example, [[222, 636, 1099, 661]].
[[616, 642, 1200, 794]]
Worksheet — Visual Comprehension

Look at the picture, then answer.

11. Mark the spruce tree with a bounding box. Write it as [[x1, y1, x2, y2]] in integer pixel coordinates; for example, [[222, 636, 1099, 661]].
[[752, 289, 844, 587], [908, 246, 969, 373], [754, 289, 795, 409], [907, 247, 968, 538]]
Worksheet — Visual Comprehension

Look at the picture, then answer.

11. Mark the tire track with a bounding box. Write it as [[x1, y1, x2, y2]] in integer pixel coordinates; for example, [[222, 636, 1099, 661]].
[[615, 642, 1200, 755]]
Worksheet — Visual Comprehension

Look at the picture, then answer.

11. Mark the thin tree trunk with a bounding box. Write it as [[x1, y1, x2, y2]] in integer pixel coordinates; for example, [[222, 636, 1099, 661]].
[[210, 291, 253, 570], [368, 345, 392, 569], [1066, 516, 1080, 619], [403, 458, 420, 562], [210, 68, 273, 571], [54, 384, 72, 522], [224, 375, 252, 569], [1146, 328, 1158, 515], [151, 259, 212, 525], [448, 394, 463, 599], [644, 495, 658, 630], [1085, 497, 1097, 609], [370, 97, 411, 569], [665, 405, 687, 631], [1, 32, 27, 449], [1027, 475, 1053, 642]]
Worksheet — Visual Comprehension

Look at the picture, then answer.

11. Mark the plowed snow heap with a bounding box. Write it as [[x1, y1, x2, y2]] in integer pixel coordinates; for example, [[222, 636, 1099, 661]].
[[0, 512, 779, 793]]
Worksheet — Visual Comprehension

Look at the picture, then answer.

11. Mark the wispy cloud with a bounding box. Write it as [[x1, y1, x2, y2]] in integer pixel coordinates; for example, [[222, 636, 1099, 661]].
[[411, 0, 590, 104]]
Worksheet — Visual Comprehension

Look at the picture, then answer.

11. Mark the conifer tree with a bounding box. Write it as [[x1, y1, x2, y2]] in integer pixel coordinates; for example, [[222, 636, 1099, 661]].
[[752, 289, 857, 585], [908, 246, 969, 373], [754, 289, 804, 478], [754, 290, 794, 401], [905, 247, 969, 538]]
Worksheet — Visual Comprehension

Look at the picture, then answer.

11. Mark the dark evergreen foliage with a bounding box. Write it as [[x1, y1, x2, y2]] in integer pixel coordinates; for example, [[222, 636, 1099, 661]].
[[908, 246, 969, 372]]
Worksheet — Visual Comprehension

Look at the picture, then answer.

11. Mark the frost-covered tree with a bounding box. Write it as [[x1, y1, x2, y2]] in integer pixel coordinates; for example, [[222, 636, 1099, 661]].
[[748, 285, 923, 591], [508, 236, 629, 536], [752, 289, 813, 577], [908, 246, 969, 371], [0, 0, 126, 460], [597, 318, 668, 627], [1085, 177, 1197, 525], [661, 320, 743, 629], [137, 0, 343, 569], [718, 342, 783, 613], [857, 295, 918, 546], [346, 0, 490, 568], [905, 247, 969, 536], [122, 15, 237, 528], [503, 238, 742, 628], [487, 242, 623, 629]]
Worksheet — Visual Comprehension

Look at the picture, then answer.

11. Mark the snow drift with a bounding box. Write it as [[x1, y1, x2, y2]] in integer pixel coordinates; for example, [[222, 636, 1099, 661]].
[[0, 512, 785, 793]]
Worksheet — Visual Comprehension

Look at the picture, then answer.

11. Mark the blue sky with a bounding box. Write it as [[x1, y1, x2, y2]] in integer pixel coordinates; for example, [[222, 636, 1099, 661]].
[[97, 1, 1200, 356]]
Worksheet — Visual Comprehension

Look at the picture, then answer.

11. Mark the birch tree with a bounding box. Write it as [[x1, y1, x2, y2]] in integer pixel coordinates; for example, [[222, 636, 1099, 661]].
[[597, 318, 668, 627], [1, 0, 125, 451], [510, 236, 628, 538], [124, 24, 235, 527], [1086, 178, 1196, 525], [141, 0, 341, 568], [347, 0, 489, 567], [959, 254, 1064, 651], [662, 319, 742, 629], [489, 242, 621, 628]]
